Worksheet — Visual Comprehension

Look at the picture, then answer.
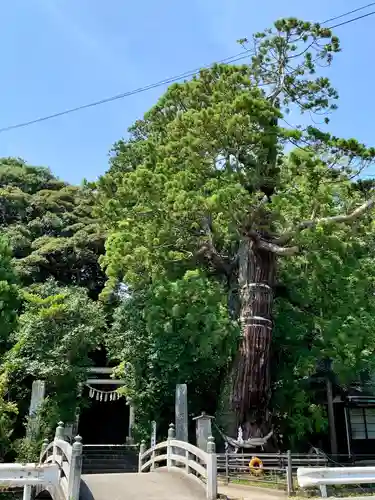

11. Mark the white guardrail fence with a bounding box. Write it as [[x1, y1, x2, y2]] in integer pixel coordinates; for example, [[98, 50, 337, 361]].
[[0, 463, 59, 500], [298, 466, 375, 497]]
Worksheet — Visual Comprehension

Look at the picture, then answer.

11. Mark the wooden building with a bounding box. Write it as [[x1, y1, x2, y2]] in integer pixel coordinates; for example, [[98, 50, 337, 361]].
[[333, 387, 375, 457], [308, 363, 375, 459]]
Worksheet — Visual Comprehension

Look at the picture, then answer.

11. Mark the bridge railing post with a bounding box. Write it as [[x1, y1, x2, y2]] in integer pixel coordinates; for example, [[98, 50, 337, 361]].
[[139, 440, 146, 472], [167, 423, 175, 470], [40, 438, 49, 463], [53, 421, 65, 462], [68, 435, 83, 500], [206, 435, 217, 500]]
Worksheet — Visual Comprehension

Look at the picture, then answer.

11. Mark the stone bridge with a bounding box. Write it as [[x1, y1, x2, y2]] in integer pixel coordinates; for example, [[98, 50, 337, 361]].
[[34, 422, 217, 500], [79, 469, 206, 500]]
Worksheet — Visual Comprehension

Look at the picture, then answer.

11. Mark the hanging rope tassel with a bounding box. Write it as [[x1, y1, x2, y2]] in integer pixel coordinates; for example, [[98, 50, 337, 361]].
[[85, 383, 123, 403]]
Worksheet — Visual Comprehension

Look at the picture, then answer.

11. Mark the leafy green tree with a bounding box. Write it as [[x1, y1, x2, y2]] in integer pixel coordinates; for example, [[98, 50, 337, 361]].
[[98, 19, 375, 438], [5, 280, 106, 428], [0, 158, 108, 455], [268, 153, 375, 446], [107, 270, 238, 439], [0, 236, 20, 357], [0, 374, 18, 461], [0, 236, 20, 460], [0, 157, 105, 298]]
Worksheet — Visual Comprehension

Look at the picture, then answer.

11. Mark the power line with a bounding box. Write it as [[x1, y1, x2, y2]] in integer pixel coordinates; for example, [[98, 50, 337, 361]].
[[0, 52, 252, 134], [322, 1, 375, 25], [327, 9, 375, 29], [0, 4, 374, 134]]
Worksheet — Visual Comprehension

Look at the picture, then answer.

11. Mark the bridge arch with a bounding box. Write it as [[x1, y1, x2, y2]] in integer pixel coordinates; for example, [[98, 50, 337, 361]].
[[34, 490, 53, 499], [37, 421, 217, 500]]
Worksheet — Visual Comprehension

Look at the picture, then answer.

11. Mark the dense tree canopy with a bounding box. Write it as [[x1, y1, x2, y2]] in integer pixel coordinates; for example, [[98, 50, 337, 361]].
[[3, 279, 107, 445], [0, 157, 105, 298], [1, 17, 375, 455], [0, 374, 18, 461], [0, 236, 20, 357], [268, 154, 375, 443], [107, 270, 238, 439], [0, 236, 20, 460], [97, 18, 375, 440], [0, 158, 107, 455]]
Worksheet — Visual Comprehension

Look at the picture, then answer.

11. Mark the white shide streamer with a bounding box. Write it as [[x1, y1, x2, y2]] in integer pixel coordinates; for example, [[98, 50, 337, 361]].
[[85, 384, 123, 402]]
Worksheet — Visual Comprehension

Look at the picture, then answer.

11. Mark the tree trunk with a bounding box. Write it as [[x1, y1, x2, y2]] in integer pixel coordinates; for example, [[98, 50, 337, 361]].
[[229, 236, 276, 439]]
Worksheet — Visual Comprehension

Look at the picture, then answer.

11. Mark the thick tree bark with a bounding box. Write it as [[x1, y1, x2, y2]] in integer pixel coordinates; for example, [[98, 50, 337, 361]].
[[225, 195, 375, 440], [229, 236, 276, 439]]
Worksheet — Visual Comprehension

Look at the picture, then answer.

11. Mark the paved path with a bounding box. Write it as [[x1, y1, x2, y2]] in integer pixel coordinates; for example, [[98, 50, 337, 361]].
[[80, 469, 206, 500], [219, 485, 375, 500], [218, 483, 286, 500]]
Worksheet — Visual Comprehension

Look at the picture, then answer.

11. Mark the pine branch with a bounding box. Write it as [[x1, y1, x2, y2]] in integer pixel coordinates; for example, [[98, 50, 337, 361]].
[[196, 241, 232, 275], [275, 196, 375, 245], [247, 229, 299, 255], [197, 215, 233, 275], [257, 239, 299, 255]]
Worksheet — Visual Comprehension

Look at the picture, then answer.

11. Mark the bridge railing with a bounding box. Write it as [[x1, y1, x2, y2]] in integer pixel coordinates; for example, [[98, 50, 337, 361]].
[[138, 423, 217, 500], [38, 421, 83, 500], [0, 462, 59, 500]]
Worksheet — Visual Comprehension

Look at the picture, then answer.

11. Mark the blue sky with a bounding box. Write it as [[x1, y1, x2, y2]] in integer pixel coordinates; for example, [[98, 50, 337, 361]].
[[0, 0, 373, 184]]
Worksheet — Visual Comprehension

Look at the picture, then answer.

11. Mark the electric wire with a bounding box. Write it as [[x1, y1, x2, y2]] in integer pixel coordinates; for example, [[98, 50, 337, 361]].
[[0, 51, 253, 134], [327, 9, 375, 29], [0, 3, 374, 133], [322, 1, 375, 25]]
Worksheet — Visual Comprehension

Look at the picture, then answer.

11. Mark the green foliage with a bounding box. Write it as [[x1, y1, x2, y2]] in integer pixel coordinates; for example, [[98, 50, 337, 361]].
[[97, 18, 372, 294], [12, 411, 50, 463], [97, 18, 375, 443], [106, 271, 239, 439], [0, 236, 20, 459], [0, 17, 374, 451], [0, 236, 20, 356], [0, 374, 18, 461], [0, 158, 106, 298], [267, 153, 375, 445], [0, 159, 107, 455], [98, 62, 279, 288], [13, 436, 41, 463], [5, 280, 106, 424]]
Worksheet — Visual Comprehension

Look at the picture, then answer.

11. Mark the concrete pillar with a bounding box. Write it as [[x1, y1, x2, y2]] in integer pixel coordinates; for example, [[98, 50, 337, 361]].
[[27, 380, 45, 437], [175, 384, 188, 442], [73, 383, 83, 437], [29, 380, 46, 416], [151, 420, 157, 448], [193, 412, 214, 451], [326, 376, 338, 456], [127, 398, 135, 444], [73, 406, 80, 438]]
